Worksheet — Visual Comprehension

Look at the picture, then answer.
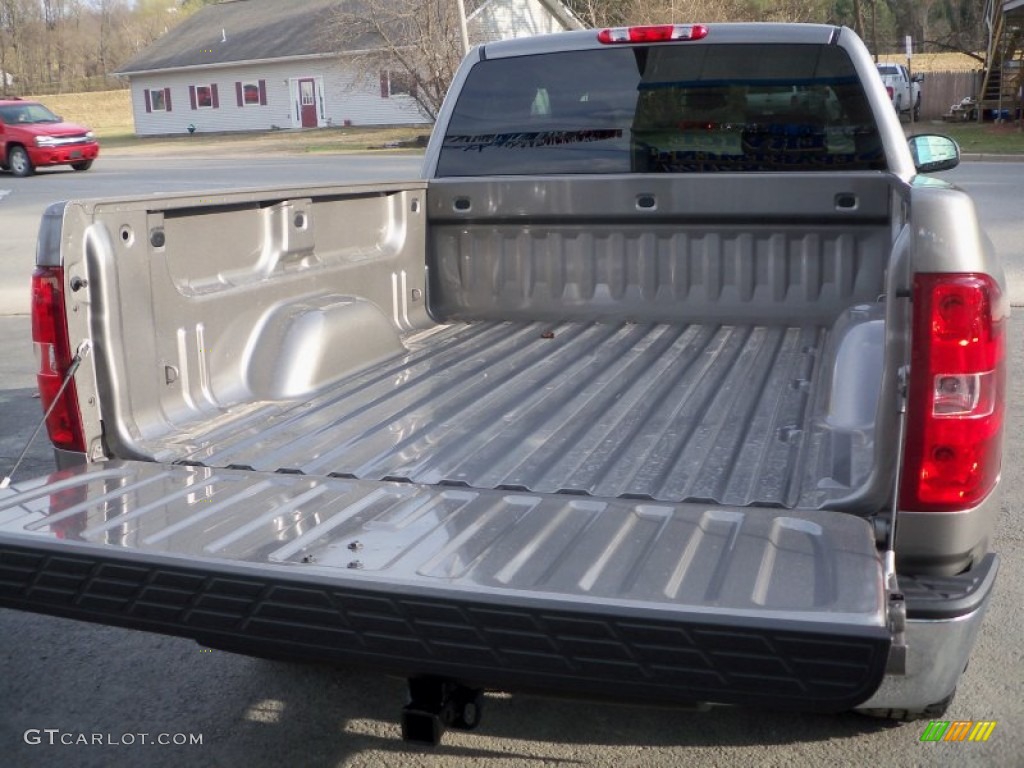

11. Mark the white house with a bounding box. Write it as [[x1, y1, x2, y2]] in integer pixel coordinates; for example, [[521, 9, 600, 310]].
[[116, 0, 582, 136]]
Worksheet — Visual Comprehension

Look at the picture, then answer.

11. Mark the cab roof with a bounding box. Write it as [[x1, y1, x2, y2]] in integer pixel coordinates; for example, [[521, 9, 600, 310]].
[[479, 23, 843, 59]]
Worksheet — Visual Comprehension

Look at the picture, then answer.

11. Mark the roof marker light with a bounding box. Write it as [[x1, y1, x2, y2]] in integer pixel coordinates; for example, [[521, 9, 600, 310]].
[[598, 24, 709, 45]]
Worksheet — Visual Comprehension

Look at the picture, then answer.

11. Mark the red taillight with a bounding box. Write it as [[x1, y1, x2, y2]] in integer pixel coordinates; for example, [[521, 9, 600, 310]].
[[886, 86, 894, 99], [31, 266, 86, 452], [598, 24, 709, 44], [900, 273, 1005, 511]]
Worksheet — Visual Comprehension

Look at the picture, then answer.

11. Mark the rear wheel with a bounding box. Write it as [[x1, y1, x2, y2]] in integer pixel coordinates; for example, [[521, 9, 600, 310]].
[[71, 160, 93, 171], [913, 97, 921, 122], [8, 145, 33, 177]]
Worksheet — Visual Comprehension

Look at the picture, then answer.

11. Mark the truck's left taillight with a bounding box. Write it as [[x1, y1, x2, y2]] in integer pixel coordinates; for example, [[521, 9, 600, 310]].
[[899, 273, 1006, 512], [31, 265, 86, 452]]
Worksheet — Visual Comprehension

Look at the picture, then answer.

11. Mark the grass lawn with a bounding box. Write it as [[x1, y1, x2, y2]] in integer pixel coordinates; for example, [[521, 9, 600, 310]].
[[25, 89, 135, 141], [97, 125, 431, 155], [915, 121, 1024, 155]]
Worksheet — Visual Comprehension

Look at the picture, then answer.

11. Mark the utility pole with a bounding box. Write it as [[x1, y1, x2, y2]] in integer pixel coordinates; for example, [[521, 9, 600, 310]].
[[456, 0, 470, 57], [871, 0, 878, 63]]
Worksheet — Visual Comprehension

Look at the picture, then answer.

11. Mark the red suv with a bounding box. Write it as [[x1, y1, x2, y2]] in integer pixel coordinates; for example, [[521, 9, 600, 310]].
[[0, 98, 99, 177]]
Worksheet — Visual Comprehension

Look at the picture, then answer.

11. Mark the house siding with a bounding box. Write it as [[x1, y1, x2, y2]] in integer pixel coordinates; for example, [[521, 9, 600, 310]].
[[129, 58, 430, 136], [471, 0, 572, 43], [126, 0, 577, 136]]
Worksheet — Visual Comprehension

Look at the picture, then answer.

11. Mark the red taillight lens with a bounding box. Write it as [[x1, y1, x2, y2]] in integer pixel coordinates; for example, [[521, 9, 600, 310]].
[[598, 24, 709, 44], [900, 274, 1005, 511], [31, 266, 86, 452], [886, 86, 894, 99]]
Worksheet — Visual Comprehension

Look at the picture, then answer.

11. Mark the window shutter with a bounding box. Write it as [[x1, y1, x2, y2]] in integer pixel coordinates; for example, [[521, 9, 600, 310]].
[[144, 89, 152, 113], [189, 85, 197, 110], [211, 83, 219, 108], [258, 79, 267, 106], [380, 71, 388, 98], [164, 88, 172, 112], [235, 81, 243, 107]]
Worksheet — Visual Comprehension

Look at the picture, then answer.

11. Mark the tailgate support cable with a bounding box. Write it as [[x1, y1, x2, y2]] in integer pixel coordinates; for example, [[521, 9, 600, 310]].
[[884, 364, 909, 675], [1, 341, 91, 490]]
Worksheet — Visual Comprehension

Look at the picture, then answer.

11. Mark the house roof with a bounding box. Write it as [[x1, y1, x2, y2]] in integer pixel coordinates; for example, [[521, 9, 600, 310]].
[[1004, 0, 1024, 16], [116, 0, 357, 75], [117, 0, 582, 77]]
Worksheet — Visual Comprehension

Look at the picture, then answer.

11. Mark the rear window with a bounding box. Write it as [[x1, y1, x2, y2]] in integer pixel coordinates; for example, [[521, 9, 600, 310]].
[[876, 65, 899, 75], [437, 44, 886, 176]]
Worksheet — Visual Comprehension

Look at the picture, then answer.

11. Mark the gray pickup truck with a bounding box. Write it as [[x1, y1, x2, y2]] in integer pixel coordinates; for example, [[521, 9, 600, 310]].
[[0, 23, 1005, 743]]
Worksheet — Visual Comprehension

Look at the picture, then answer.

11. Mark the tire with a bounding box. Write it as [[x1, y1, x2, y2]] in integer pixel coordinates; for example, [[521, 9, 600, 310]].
[[71, 160, 93, 171], [913, 97, 921, 122], [894, 94, 902, 115], [8, 145, 33, 177], [449, 688, 484, 731]]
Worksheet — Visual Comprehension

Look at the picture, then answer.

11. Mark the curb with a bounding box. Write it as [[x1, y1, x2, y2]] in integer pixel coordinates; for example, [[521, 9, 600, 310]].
[[960, 152, 1024, 162]]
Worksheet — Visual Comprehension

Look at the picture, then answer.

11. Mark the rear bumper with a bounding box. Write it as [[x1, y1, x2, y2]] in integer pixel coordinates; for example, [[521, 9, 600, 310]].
[[28, 143, 98, 167], [859, 553, 998, 712]]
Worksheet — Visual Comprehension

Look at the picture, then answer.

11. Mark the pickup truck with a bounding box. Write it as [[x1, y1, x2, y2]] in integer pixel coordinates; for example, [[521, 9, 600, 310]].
[[876, 62, 923, 120], [0, 23, 1004, 744]]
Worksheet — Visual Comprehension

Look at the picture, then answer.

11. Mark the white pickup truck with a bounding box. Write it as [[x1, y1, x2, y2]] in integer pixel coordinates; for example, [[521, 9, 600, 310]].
[[876, 62, 923, 120], [0, 23, 1003, 745]]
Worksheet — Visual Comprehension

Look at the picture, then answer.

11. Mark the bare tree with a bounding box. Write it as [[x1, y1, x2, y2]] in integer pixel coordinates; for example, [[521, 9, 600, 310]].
[[0, 0, 232, 95], [324, 0, 476, 120], [0, 0, 17, 96], [565, 0, 837, 26]]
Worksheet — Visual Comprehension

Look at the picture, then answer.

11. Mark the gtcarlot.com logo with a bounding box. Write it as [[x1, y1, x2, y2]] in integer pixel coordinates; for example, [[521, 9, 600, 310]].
[[24, 729, 203, 747], [920, 720, 997, 742]]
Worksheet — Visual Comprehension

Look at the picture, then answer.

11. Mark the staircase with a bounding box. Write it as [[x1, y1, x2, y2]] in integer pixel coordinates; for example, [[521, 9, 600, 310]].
[[979, 0, 1024, 119]]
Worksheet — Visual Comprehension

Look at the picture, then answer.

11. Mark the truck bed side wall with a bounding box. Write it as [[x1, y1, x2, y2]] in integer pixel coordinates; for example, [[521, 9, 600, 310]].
[[65, 183, 431, 461]]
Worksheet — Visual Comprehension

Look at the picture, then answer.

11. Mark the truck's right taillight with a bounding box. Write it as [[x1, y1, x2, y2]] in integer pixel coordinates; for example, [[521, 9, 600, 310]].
[[900, 273, 1005, 511], [31, 266, 86, 453]]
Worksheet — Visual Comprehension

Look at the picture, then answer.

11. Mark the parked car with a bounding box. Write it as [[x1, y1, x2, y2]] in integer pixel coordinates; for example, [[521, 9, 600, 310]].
[[0, 98, 99, 177]]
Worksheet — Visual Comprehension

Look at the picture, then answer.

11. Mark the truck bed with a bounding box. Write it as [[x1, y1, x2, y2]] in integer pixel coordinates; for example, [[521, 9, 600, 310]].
[[66, 175, 896, 515], [130, 318, 874, 510]]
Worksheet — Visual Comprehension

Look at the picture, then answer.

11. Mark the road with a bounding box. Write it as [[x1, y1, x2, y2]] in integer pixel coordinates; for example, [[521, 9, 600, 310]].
[[0, 155, 1022, 767], [0, 153, 424, 315], [946, 161, 1024, 306]]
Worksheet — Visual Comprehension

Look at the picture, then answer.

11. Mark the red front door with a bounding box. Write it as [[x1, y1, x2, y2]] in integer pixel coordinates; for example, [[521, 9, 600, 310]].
[[299, 78, 318, 128]]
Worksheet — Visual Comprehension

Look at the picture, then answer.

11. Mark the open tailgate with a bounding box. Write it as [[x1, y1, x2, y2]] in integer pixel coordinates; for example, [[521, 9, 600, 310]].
[[0, 460, 889, 711]]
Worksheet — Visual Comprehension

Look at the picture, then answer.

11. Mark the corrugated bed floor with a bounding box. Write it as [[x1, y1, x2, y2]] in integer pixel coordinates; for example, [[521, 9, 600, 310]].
[[174, 321, 842, 509]]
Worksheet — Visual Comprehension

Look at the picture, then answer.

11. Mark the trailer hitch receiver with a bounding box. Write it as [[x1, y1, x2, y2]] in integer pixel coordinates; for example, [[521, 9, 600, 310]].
[[401, 677, 484, 745]]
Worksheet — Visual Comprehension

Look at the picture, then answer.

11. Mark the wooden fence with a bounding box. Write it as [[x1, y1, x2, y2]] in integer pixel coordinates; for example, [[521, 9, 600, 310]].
[[918, 70, 982, 120]]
